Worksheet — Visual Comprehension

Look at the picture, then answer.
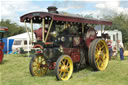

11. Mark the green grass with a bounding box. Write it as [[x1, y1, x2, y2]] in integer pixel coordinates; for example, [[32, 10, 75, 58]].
[[0, 54, 128, 85]]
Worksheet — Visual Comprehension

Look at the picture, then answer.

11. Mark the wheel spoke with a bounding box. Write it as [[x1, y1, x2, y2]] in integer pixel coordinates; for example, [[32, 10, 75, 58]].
[[61, 59, 66, 65], [62, 72, 66, 78], [67, 64, 70, 68], [59, 64, 62, 68], [99, 60, 102, 67], [97, 58, 102, 68], [65, 60, 68, 65], [34, 58, 38, 63], [59, 71, 63, 77], [96, 61, 100, 67], [101, 45, 105, 49], [42, 60, 46, 64], [96, 47, 98, 51], [95, 52, 99, 58], [102, 54, 106, 60], [33, 67, 39, 73], [38, 57, 40, 63], [95, 57, 99, 63], [32, 63, 38, 67], [64, 59, 67, 64], [40, 68, 46, 74]]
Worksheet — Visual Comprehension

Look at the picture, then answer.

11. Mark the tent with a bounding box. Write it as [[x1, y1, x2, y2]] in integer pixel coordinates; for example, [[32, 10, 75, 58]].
[[7, 32, 36, 55], [2, 38, 14, 54]]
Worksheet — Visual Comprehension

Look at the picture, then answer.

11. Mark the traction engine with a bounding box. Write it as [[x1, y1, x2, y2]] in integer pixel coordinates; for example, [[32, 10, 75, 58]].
[[0, 26, 8, 63], [20, 6, 112, 80]]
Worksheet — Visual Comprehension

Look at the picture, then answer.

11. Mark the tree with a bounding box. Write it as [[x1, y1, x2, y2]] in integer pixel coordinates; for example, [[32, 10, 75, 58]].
[[0, 19, 26, 38]]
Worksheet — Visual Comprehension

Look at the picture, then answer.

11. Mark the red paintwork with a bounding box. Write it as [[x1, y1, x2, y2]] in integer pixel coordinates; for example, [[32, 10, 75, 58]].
[[33, 44, 43, 49], [63, 48, 80, 63], [33, 44, 43, 53], [0, 42, 4, 63], [34, 27, 48, 41], [20, 12, 112, 25], [0, 42, 4, 49], [36, 51, 41, 53], [49, 62, 56, 70], [34, 28, 42, 40], [85, 28, 97, 48], [45, 42, 53, 45], [0, 28, 8, 31], [0, 49, 3, 63]]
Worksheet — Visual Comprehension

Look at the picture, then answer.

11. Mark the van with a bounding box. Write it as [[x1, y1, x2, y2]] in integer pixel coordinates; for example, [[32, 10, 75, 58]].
[[12, 39, 33, 53]]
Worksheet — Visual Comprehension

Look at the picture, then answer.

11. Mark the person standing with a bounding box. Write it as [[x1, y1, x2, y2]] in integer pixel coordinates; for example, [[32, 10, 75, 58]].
[[118, 40, 124, 60], [107, 40, 112, 60]]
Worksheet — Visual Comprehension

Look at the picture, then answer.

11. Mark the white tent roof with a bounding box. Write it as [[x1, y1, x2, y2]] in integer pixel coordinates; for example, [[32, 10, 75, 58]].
[[8, 32, 36, 40]]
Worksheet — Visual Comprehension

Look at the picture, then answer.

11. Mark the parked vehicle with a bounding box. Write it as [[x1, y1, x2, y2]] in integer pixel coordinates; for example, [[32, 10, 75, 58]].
[[20, 6, 112, 80], [0, 26, 8, 63]]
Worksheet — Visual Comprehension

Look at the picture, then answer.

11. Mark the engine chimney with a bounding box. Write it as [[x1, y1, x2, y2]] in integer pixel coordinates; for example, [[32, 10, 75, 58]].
[[47, 6, 58, 13]]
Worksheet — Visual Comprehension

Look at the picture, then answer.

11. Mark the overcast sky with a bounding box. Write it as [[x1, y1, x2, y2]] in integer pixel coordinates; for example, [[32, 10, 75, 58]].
[[0, 0, 128, 26]]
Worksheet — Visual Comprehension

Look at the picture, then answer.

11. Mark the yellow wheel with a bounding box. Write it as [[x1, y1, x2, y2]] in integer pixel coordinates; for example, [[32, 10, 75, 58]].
[[29, 53, 48, 76], [88, 39, 109, 71], [55, 55, 73, 81]]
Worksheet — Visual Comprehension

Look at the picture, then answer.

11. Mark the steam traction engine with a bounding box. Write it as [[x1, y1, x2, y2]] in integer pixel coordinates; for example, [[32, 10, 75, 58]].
[[20, 6, 112, 80], [0, 26, 8, 63]]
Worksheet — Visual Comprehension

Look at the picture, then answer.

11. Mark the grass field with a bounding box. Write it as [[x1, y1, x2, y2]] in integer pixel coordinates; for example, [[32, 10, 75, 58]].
[[0, 54, 128, 85]]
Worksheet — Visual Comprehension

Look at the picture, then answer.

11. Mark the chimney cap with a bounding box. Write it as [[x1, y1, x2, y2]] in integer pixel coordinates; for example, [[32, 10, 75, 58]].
[[47, 6, 58, 13], [47, 6, 57, 9]]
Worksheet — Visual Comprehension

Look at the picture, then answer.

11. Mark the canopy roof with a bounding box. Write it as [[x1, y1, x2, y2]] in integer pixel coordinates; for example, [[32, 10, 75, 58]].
[[0, 26, 8, 32], [20, 12, 112, 26]]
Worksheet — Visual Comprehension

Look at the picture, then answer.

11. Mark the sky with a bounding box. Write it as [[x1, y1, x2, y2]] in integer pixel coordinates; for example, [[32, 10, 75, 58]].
[[0, 0, 128, 26]]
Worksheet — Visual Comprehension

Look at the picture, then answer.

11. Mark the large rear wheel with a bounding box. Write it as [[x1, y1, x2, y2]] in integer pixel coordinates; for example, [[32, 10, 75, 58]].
[[88, 39, 109, 71], [55, 55, 73, 81], [29, 53, 48, 76]]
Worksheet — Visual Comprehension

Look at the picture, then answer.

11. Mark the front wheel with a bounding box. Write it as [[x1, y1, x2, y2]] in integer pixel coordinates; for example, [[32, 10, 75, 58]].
[[29, 53, 48, 76], [55, 55, 73, 81], [88, 39, 109, 71]]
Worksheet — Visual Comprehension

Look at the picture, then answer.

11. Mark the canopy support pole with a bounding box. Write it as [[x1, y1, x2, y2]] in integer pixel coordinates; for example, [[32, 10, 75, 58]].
[[42, 18, 45, 42], [82, 23, 84, 34], [24, 21, 31, 42], [101, 25, 103, 36], [7, 38, 9, 54], [30, 19, 34, 42], [27, 38, 30, 57], [45, 19, 53, 42]]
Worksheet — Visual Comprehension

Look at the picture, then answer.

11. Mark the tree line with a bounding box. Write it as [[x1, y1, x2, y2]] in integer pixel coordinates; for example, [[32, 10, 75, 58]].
[[0, 19, 26, 38]]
